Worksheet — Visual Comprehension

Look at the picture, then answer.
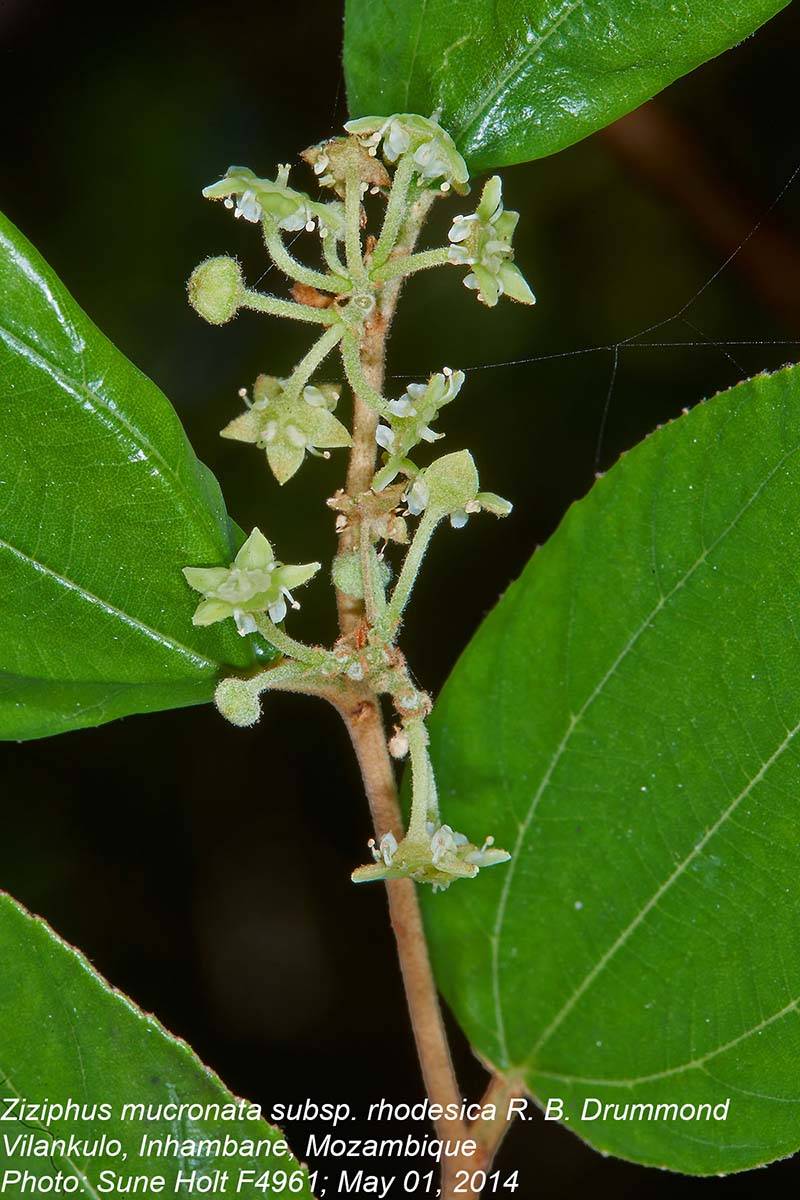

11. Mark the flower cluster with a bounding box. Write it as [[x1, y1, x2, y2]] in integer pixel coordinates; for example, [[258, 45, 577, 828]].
[[448, 176, 535, 307], [221, 375, 351, 485], [352, 822, 510, 891], [345, 113, 470, 194], [203, 165, 346, 238], [184, 113, 539, 893], [183, 528, 319, 634], [372, 369, 465, 493], [301, 138, 391, 198]]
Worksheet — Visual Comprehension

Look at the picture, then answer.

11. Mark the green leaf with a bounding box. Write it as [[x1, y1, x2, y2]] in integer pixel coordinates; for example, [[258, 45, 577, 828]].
[[424, 364, 800, 1174], [0, 892, 315, 1198], [344, 0, 790, 170], [0, 211, 272, 740]]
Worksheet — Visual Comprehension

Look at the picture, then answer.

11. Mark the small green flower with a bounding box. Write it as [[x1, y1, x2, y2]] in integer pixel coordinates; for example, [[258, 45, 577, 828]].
[[183, 528, 320, 635], [221, 375, 352, 485], [372, 368, 465, 493], [202, 165, 346, 239], [352, 822, 510, 891], [344, 114, 469, 194], [413, 450, 513, 528], [448, 176, 535, 307]]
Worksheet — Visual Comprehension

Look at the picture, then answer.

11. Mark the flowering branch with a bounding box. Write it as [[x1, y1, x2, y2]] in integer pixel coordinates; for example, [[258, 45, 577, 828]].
[[183, 116, 537, 1198]]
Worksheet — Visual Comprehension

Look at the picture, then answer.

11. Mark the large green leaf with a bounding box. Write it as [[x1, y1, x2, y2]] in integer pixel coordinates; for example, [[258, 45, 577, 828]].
[[344, 0, 789, 169], [424, 364, 800, 1174], [0, 211, 271, 740], [0, 892, 315, 1197]]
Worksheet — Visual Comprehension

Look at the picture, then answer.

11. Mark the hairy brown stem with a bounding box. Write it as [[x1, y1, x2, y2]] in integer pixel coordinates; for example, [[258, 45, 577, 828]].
[[331, 188, 481, 1197], [467, 1072, 526, 1173]]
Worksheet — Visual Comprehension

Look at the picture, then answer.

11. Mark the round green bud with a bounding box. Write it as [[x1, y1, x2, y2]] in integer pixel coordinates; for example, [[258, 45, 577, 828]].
[[187, 257, 244, 325], [214, 677, 261, 727], [332, 551, 391, 599]]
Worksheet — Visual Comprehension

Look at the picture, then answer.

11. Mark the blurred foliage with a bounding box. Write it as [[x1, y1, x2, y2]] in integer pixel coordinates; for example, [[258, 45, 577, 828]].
[[2, 0, 800, 1193]]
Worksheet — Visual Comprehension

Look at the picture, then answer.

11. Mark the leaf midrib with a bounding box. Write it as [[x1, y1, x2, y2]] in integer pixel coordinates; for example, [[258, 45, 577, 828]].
[[451, 0, 586, 147], [532, 993, 800, 1089], [0, 536, 218, 673], [0, 317, 225, 555]]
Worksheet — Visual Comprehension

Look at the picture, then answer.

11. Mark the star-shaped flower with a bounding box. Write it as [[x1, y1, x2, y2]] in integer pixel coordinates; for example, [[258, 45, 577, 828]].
[[352, 822, 510, 891], [372, 368, 465, 492], [410, 451, 513, 527], [183, 528, 320, 635], [202, 165, 346, 239], [448, 176, 535, 307], [221, 375, 352, 485]]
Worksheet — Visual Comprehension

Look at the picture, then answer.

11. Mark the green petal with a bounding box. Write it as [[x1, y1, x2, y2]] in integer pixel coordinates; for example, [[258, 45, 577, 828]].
[[266, 441, 306, 486], [192, 598, 233, 626], [303, 407, 353, 448], [235, 528, 275, 570], [494, 210, 519, 241], [254, 375, 283, 403], [476, 491, 513, 517], [477, 176, 502, 222], [220, 411, 261, 443], [499, 262, 536, 305], [473, 265, 499, 307], [182, 566, 231, 593], [275, 561, 321, 591]]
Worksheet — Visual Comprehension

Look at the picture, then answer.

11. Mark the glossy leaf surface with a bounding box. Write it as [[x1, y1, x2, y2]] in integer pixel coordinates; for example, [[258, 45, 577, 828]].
[[424, 365, 800, 1173], [344, 0, 789, 169], [0, 211, 270, 740], [0, 892, 314, 1197]]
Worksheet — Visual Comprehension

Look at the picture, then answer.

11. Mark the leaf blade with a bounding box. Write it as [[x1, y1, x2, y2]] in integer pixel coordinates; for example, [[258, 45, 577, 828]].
[[0, 211, 269, 739], [423, 364, 800, 1173], [344, 0, 790, 169], [0, 891, 315, 1198]]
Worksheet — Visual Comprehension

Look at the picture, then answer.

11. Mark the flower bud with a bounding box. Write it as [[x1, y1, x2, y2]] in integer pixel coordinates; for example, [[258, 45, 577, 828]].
[[214, 677, 261, 727], [187, 256, 244, 325], [332, 551, 391, 599]]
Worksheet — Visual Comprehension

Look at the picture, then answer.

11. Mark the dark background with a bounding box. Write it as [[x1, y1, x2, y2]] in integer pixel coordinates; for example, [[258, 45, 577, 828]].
[[2, 0, 800, 1194]]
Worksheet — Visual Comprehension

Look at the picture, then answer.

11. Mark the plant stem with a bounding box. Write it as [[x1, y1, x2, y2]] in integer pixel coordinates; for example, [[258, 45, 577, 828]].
[[322, 233, 349, 279], [333, 687, 466, 1148], [283, 323, 344, 401], [254, 616, 328, 666], [405, 718, 436, 840], [371, 155, 418, 268], [340, 330, 388, 413], [371, 245, 452, 284], [242, 289, 340, 325], [331, 180, 472, 1188], [262, 221, 351, 294], [344, 154, 369, 283], [386, 510, 439, 624], [467, 1073, 526, 1172]]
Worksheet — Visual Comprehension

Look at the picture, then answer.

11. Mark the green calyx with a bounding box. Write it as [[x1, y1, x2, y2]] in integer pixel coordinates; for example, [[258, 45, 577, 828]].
[[183, 528, 320, 635], [203, 164, 346, 238], [221, 375, 351, 485], [448, 176, 535, 307], [352, 824, 510, 891]]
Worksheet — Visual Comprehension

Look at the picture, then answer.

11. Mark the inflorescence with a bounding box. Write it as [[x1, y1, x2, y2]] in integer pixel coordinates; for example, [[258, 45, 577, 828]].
[[183, 112, 536, 889]]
